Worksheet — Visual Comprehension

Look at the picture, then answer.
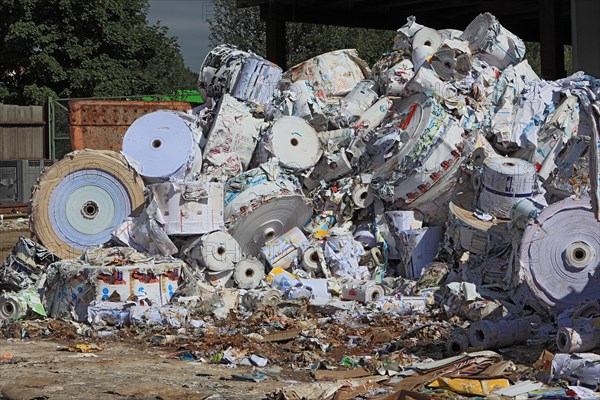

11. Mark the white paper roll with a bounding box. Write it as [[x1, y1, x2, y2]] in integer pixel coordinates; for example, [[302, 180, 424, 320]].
[[342, 281, 385, 303], [233, 258, 265, 289], [0, 295, 26, 320], [122, 111, 203, 181], [478, 157, 536, 218], [149, 180, 224, 235], [231, 54, 282, 106], [371, 95, 465, 208], [203, 94, 263, 176], [261, 226, 309, 270], [268, 116, 323, 170], [224, 164, 313, 256], [301, 246, 321, 271], [520, 198, 600, 312], [354, 97, 392, 137], [199, 44, 249, 101], [351, 185, 370, 208], [280, 49, 370, 99], [304, 150, 353, 190], [182, 230, 242, 272], [431, 40, 472, 81], [412, 28, 443, 52], [460, 12, 525, 70], [339, 80, 379, 122], [411, 45, 434, 71]]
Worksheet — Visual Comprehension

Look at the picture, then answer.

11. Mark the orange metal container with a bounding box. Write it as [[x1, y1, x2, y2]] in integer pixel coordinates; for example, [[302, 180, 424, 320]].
[[69, 100, 192, 151]]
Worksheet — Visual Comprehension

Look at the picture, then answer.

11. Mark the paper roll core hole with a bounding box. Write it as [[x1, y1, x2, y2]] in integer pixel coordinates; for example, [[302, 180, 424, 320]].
[[450, 341, 462, 353], [475, 329, 485, 343], [217, 246, 226, 256], [359, 191, 368, 200], [565, 242, 593, 269], [290, 138, 299, 147], [310, 252, 319, 263], [81, 201, 99, 219], [264, 228, 276, 240], [371, 291, 381, 301], [504, 162, 516, 167], [424, 40, 432, 46], [558, 331, 568, 348], [152, 139, 163, 149], [245, 268, 255, 277], [2, 302, 14, 316]]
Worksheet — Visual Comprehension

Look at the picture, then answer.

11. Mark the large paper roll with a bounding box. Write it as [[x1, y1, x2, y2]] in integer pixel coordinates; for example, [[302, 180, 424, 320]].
[[370, 95, 465, 207], [203, 94, 263, 176], [372, 52, 414, 97], [149, 180, 224, 235], [431, 40, 472, 81], [460, 12, 525, 70], [520, 198, 600, 312], [30, 150, 145, 258], [354, 97, 393, 137], [267, 116, 323, 170], [224, 163, 313, 256], [182, 231, 242, 272], [412, 28, 443, 52], [199, 44, 249, 101], [233, 258, 265, 289], [557, 322, 600, 353], [468, 319, 531, 349], [122, 111, 203, 181], [478, 157, 536, 218], [304, 150, 353, 190], [339, 80, 379, 123], [280, 49, 370, 99], [536, 96, 579, 179], [0, 294, 26, 320], [447, 192, 510, 256], [231, 54, 282, 105], [411, 45, 435, 71], [301, 246, 321, 272]]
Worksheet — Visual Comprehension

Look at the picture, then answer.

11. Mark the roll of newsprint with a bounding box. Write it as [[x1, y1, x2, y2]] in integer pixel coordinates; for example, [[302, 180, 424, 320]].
[[412, 27, 443, 52], [520, 198, 600, 312], [233, 258, 266, 289], [478, 157, 536, 218], [341, 281, 385, 303], [122, 111, 203, 181], [30, 150, 145, 258], [231, 54, 282, 106], [203, 94, 263, 176], [198, 44, 249, 101], [557, 321, 600, 353], [459, 12, 526, 70], [224, 163, 313, 257], [182, 230, 242, 272], [267, 116, 323, 170], [468, 318, 531, 349]]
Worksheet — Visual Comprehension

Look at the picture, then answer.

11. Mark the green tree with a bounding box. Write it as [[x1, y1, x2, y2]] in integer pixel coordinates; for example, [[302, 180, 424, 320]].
[[209, 0, 394, 68], [0, 0, 197, 105]]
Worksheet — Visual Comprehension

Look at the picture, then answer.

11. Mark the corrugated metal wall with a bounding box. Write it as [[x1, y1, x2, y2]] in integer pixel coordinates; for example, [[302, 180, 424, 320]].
[[0, 104, 46, 159]]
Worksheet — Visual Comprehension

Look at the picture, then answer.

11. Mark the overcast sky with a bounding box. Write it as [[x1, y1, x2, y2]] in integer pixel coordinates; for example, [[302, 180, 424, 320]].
[[147, 0, 214, 72]]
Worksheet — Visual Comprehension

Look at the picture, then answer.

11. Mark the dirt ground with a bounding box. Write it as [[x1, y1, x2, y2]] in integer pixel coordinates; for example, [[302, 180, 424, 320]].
[[0, 338, 303, 400], [0, 218, 30, 261]]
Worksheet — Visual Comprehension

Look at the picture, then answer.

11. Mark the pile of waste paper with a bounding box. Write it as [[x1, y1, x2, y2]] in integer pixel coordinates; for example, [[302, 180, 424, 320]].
[[2, 12, 600, 398]]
